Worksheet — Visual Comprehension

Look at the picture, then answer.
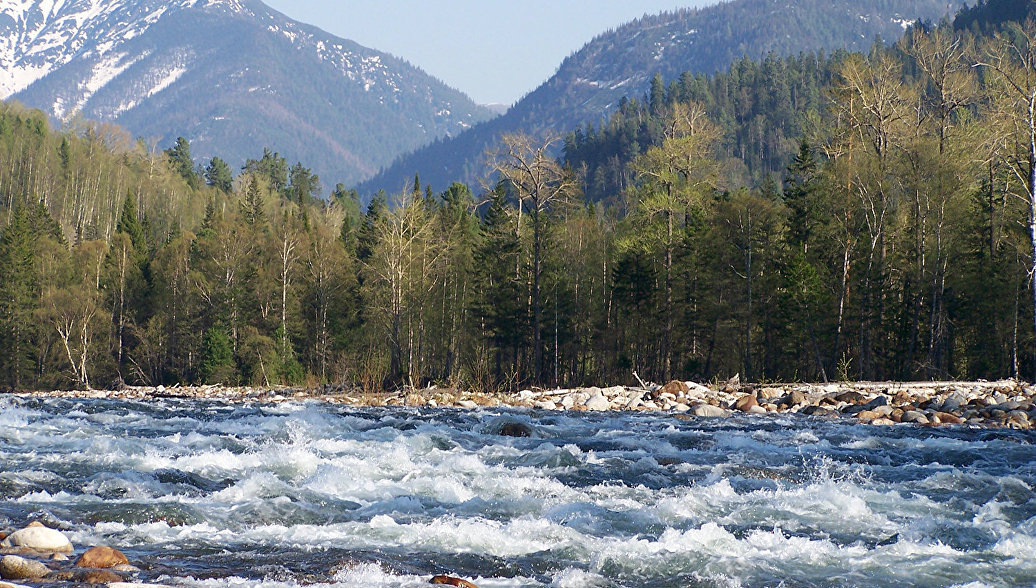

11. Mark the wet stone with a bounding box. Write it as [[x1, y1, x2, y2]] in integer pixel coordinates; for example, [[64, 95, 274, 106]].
[[0, 556, 49, 581]]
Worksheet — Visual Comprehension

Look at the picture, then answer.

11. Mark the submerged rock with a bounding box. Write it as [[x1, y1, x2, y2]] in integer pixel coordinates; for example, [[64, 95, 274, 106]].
[[79, 570, 124, 584], [0, 555, 49, 580], [493, 421, 534, 438], [76, 546, 129, 569], [0, 525, 72, 554]]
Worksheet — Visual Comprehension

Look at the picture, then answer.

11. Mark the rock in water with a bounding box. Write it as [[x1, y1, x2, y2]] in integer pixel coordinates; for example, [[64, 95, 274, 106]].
[[0, 526, 73, 553], [430, 576, 478, 588], [494, 421, 533, 438], [76, 546, 129, 569], [692, 404, 730, 418], [0, 555, 49, 580], [79, 570, 124, 584]]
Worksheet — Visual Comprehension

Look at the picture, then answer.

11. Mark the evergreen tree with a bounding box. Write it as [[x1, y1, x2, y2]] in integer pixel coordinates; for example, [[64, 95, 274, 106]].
[[166, 137, 199, 189], [241, 176, 267, 227], [0, 206, 38, 388], [205, 157, 234, 193], [243, 148, 289, 194], [199, 326, 235, 384], [473, 187, 526, 383]]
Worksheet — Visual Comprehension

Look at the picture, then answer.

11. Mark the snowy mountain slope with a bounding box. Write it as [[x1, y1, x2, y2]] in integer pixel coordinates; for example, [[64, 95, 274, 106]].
[[0, 0, 493, 186]]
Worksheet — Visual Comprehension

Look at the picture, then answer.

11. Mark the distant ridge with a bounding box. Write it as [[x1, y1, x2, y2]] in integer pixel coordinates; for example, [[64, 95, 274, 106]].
[[358, 0, 963, 198]]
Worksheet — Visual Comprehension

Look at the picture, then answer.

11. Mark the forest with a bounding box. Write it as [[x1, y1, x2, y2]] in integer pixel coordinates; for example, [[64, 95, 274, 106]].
[[3, 8, 1036, 392]]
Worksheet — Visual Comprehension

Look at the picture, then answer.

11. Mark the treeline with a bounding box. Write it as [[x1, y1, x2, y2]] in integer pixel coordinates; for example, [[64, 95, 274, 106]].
[[6, 16, 1036, 390]]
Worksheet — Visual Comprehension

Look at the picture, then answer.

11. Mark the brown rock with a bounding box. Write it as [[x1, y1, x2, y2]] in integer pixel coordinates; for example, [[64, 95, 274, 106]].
[[782, 390, 807, 407], [935, 412, 963, 425], [431, 576, 478, 588], [835, 391, 867, 404], [857, 410, 881, 421], [75, 546, 129, 569], [661, 380, 690, 396], [758, 387, 782, 400], [79, 570, 123, 584], [735, 395, 758, 413]]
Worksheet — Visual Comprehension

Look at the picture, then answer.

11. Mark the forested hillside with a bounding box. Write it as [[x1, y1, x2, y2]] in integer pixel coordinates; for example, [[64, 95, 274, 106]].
[[359, 0, 962, 196], [6, 8, 1036, 391]]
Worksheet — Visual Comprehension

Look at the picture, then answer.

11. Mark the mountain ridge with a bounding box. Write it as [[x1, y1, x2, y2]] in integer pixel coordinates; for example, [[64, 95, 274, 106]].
[[0, 0, 493, 187]]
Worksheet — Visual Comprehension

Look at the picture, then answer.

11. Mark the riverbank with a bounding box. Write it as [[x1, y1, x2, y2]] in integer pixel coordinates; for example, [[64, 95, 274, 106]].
[[9, 378, 1035, 430]]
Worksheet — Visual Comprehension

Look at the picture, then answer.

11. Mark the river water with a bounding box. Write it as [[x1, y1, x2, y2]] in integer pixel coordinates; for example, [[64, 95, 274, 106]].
[[0, 396, 1034, 587]]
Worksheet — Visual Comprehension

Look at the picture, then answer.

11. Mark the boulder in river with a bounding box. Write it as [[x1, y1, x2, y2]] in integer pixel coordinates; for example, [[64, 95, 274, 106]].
[[492, 420, 534, 438], [0, 524, 72, 553], [692, 404, 730, 418], [0, 555, 49, 580], [76, 546, 129, 569], [430, 576, 478, 588]]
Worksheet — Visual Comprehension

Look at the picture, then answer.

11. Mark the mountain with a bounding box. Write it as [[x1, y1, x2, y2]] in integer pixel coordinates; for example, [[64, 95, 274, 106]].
[[358, 0, 963, 197], [0, 0, 494, 187]]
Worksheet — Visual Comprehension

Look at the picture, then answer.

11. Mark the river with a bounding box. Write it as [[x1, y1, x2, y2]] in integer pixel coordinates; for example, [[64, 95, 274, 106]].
[[1, 396, 1034, 587]]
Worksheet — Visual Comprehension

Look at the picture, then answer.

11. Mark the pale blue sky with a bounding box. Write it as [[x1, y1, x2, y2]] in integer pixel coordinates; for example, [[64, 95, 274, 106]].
[[263, 0, 719, 106]]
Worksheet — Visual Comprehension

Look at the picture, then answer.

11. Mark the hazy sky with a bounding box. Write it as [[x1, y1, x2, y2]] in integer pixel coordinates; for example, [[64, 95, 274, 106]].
[[263, 0, 719, 106]]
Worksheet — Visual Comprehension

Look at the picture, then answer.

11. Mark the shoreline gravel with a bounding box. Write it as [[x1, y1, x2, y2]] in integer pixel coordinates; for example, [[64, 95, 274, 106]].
[[6, 378, 1035, 429]]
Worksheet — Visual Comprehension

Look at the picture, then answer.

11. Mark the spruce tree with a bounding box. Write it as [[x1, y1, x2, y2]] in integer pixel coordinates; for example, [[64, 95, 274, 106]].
[[0, 206, 37, 388], [205, 157, 234, 193]]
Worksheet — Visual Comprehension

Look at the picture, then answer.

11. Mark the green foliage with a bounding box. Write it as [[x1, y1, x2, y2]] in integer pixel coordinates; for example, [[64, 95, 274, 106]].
[[204, 157, 234, 193], [199, 327, 235, 384], [243, 148, 288, 195], [360, 0, 957, 196], [10, 11, 1036, 392], [166, 137, 199, 189]]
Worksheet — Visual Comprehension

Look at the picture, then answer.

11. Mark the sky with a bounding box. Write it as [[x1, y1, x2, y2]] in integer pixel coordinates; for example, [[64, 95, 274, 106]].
[[263, 0, 719, 106]]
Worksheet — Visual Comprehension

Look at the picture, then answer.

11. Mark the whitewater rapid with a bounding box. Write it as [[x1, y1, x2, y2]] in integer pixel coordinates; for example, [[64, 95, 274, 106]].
[[0, 396, 1033, 587]]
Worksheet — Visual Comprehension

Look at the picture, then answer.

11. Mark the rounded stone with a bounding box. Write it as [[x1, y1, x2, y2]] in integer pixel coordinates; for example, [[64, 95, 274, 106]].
[[1, 527, 72, 553], [584, 394, 612, 411], [0, 555, 50, 580], [692, 404, 730, 418], [76, 546, 130, 569], [735, 394, 758, 413]]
